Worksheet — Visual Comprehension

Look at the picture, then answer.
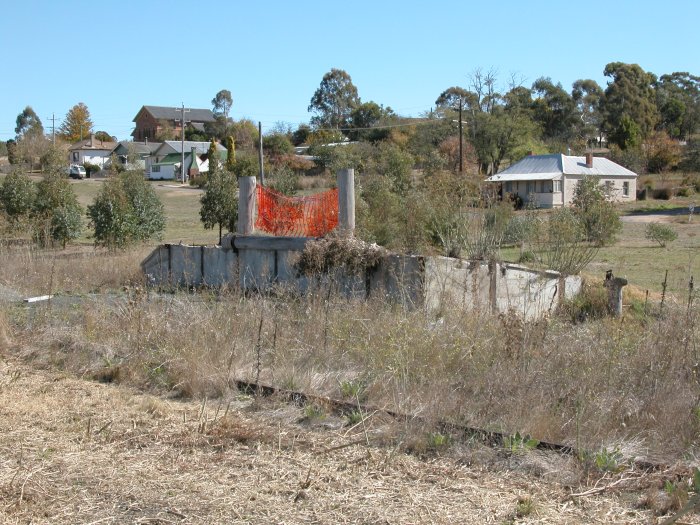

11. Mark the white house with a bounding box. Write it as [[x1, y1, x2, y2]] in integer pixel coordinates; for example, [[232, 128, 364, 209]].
[[148, 141, 226, 180], [67, 135, 117, 168], [486, 153, 637, 207]]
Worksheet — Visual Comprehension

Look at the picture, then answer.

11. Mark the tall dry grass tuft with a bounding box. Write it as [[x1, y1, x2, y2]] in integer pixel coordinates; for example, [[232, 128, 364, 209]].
[[3, 248, 699, 463], [0, 245, 148, 296]]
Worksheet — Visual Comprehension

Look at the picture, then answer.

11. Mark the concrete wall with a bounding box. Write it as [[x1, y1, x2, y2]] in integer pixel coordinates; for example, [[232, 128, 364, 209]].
[[141, 236, 582, 320]]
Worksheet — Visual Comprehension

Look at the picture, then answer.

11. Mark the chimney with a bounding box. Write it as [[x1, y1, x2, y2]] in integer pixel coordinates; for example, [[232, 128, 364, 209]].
[[527, 150, 534, 156], [189, 146, 200, 177], [90, 134, 94, 147], [585, 152, 593, 168]]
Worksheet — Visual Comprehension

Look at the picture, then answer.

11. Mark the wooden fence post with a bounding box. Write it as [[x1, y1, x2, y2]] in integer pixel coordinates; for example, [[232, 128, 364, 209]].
[[238, 176, 256, 235], [337, 168, 355, 236]]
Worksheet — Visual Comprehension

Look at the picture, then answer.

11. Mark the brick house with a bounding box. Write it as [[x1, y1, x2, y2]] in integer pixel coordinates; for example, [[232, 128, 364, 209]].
[[131, 106, 216, 141]]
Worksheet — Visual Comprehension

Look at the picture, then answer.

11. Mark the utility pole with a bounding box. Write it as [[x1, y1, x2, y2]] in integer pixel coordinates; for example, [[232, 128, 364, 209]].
[[452, 111, 468, 174], [174, 103, 191, 184], [48, 113, 56, 145], [258, 121, 265, 186], [458, 102, 463, 173]]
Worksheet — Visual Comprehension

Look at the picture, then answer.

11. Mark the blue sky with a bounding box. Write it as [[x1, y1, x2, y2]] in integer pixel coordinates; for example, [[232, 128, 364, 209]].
[[2, 0, 699, 141]]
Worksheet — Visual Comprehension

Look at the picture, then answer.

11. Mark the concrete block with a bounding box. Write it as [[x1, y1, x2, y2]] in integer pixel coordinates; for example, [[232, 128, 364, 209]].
[[239, 248, 276, 291], [370, 255, 424, 308], [202, 246, 238, 288], [140, 246, 170, 286], [170, 244, 203, 287]]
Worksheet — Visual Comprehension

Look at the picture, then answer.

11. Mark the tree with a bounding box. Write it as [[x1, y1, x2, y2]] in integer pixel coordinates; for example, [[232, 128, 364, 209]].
[[645, 223, 677, 247], [225, 136, 236, 171], [530, 77, 578, 142], [60, 102, 94, 143], [6, 139, 17, 165], [572, 79, 604, 146], [656, 72, 700, 140], [601, 63, 658, 149], [644, 131, 681, 173], [212, 89, 233, 118], [200, 169, 238, 243], [571, 176, 622, 246], [15, 106, 44, 140], [0, 171, 36, 226], [207, 139, 220, 175], [308, 68, 360, 129], [94, 131, 115, 142], [33, 174, 83, 248], [87, 172, 165, 250], [348, 101, 394, 141], [156, 120, 177, 141], [263, 133, 294, 158]]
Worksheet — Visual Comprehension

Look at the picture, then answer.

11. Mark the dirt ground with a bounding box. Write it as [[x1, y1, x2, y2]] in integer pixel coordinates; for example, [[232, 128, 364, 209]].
[[0, 356, 693, 524]]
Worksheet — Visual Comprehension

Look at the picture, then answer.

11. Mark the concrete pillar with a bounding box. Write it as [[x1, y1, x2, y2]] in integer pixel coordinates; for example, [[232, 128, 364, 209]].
[[237, 176, 256, 235], [604, 270, 628, 317], [337, 168, 355, 235]]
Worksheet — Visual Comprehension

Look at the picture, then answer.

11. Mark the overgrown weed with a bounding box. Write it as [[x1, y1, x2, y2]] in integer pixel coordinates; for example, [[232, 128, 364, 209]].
[[2, 248, 699, 463]]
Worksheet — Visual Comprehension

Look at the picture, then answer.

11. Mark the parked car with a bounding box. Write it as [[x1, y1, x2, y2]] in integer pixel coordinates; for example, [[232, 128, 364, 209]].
[[68, 164, 86, 179]]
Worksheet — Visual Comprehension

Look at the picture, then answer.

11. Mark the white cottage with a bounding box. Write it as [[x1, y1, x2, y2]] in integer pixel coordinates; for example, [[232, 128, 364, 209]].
[[67, 135, 117, 168], [486, 153, 637, 207]]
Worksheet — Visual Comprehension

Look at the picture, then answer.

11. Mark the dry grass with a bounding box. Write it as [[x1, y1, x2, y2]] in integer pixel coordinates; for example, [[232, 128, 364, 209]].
[[0, 230, 699, 522], [3, 247, 698, 466], [0, 356, 673, 524]]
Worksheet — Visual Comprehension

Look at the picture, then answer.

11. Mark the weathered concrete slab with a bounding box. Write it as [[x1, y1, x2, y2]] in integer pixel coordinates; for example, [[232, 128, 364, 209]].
[[369, 255, 424, 308], [424, 257, 491, 313], [170, 244, 203, 287], [141, 239, 582, 320], [496, 264, 560, 320], [201, 246, 238, 288]]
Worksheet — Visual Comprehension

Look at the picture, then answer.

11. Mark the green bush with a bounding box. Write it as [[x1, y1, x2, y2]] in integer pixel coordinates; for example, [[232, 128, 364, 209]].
[[0, 171, 36, 224], [268, 165, 299, 196], [645, 222, 678, 247], [572, 176, 622, 246], [33, 174, 83, 248], [87, 171, 165, 250]]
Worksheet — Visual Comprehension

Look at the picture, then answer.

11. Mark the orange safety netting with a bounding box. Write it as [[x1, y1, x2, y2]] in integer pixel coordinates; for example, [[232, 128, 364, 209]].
[[255, 185, 339, 237]]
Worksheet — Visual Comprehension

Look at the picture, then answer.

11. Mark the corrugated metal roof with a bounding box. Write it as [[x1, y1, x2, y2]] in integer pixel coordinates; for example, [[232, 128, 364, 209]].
[[161, 141, 227, 154], [113, 141, 162, 155], [486, 154, 637, 182], [135, 105, 216, 123], [562, 155, 637, 176]]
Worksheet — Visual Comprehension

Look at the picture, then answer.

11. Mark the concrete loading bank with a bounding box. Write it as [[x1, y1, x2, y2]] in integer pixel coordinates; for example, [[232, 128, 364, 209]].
[[141, 169, 581, 320], [141, 237, 581, 321]]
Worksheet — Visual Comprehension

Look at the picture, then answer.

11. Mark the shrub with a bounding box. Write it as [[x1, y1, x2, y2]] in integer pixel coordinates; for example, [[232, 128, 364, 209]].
[[82, 162, 101, 177], [653, 187, 674, 200], [200, 170, 238, 243], [0, 171, 36, 224], [268, 165, 299, 196], [645, 222, 678, 247], [87, 171, 165, 250], [571, 176, 622, 246], [33, 174, 83, 248]]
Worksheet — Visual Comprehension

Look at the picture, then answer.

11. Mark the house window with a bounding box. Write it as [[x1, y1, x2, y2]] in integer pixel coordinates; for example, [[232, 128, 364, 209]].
[[72, 152, 79, 162], [505, 181, 512, 193], [603, 180, 614, 197], [526, 181, 534, 195], [152, 165, 161, 173], [553, 180, 561, 192], [623, 181, 630, 197]]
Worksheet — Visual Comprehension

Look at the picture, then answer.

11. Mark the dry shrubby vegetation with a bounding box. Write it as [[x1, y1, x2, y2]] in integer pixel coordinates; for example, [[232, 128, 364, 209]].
[[2, 247, 697, 467]]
